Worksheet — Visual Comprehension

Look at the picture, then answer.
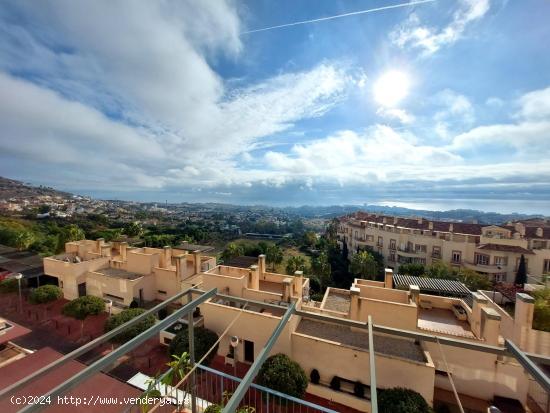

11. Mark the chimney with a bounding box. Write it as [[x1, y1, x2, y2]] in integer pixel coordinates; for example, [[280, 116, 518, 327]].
[[120, 242, 128, 261], [258, 254, 266, 276], [513, 293, 535, 349], [428, 222, 433, 230], [163, 246, 171, 268], [384, 268, 394, 289], [294, 270, 304, 298], [193, 250, 202, 274], [96, 238, 104, 253], [515, 222, 526, 237], [481, 307, 501, 346], [283, 278, 293, 303], [350, 286, 361, 320], [536, 227, 543, 237], [175, 255, 186, 279], [249, 265, 259, 290], [409, 285, 420, 305], [471, 292, 488, 338], [449, 223, 454, 233]]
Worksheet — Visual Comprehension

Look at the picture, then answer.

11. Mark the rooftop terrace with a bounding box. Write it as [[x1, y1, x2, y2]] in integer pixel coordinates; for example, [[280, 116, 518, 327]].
[[93, 267, 144, 280], [417, 308, 476, 339], [323, 288, 351, 313], [296, 319, 427, 363]]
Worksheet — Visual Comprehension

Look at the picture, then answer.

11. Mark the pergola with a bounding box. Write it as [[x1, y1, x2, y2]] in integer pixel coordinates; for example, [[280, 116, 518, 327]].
[[393, 274, 473, 307]]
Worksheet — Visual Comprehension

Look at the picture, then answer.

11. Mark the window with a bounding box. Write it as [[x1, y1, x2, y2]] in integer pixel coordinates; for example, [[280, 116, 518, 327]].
[[432, 246, 441, 258], [377, 236, 383, 247], [494, 256, 507, 266], [543, 259, 550, 274], [389, 252, 396, 262], [474, 253, 490, 266], [390, 239, 396, 250], [415, 244, 427, 253], [452, 251, 462, 263]]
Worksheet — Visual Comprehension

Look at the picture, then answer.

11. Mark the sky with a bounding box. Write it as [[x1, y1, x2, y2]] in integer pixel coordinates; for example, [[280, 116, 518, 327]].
[[1, 0, 550, 212]]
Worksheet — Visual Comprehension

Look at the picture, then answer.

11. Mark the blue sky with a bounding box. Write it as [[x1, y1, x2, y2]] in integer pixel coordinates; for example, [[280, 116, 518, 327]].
[[1, 0, 550, 211]]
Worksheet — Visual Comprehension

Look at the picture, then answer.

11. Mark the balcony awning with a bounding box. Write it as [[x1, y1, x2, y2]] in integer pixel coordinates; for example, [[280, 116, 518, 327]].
[[393, 274, 473, 307]]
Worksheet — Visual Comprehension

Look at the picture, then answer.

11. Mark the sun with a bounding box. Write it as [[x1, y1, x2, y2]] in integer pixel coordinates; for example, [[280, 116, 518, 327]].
[[373, 70, 410, 107]]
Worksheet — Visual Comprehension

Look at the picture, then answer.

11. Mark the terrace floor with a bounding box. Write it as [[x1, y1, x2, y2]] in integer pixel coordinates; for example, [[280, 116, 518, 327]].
[[323, 289, 351, 313], [259, 280, 284, 294], [296, 319, 427, 363], [417, 308, 476, 339]]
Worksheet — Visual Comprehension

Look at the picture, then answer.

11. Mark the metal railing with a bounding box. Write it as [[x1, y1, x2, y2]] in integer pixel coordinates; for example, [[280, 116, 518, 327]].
[[192, 364, 339, 413]]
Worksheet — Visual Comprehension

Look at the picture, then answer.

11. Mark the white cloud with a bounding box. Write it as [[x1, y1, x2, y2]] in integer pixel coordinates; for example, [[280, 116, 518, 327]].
[[516, 86, 550, 120], [376, 107, 416, 124], [390, 0, 490, 56]]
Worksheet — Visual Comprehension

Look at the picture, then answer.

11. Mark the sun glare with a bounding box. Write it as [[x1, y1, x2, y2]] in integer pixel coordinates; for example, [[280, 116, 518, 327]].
[[373, 70, 410, 107]]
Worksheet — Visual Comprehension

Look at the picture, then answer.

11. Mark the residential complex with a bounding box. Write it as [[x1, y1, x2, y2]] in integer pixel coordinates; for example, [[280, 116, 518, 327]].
[[338, 212, 550, 284], [38, 238, 550, 412], [43, 239, 216, 310]]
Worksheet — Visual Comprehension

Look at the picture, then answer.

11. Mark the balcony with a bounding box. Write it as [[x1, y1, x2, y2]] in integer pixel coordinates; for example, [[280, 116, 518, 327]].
[[397, 248, 417, 258], [464, 261, 506, 274]]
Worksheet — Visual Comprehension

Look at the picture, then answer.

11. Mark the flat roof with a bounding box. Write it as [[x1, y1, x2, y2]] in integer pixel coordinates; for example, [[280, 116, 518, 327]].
[[0, 319, 31, 345], [0, 347, 141, 413], [223, 256, 258, 268], [296, 319, 427, 363], [174, 243, 215, 253], [94, 267, 144, 280]]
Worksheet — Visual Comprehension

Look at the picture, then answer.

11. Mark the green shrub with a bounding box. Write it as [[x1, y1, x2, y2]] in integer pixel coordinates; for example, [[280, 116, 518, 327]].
[[330, 376, 341, 391], [29, 285, 62, 304], [310, 368, 320, 384], [378, 387, 431, 413], [203, 406, 221, 413], [257, 354, 308, 399], [62, 295, 105, 320], [0, 278, 20, 293], [532, 288, 550, 332], [104, 308, 155, 343], [168, 326, 219, 366]]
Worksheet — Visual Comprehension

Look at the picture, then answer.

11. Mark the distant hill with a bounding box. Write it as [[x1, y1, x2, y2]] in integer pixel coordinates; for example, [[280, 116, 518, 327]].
[[0, 176, 73, 200]]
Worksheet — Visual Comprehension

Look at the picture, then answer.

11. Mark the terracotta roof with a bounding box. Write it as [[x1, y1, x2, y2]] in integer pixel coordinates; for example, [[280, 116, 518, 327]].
[[351, 212, 483, 235], [0, 347, 141, 413], [477, 244, 534, 255]]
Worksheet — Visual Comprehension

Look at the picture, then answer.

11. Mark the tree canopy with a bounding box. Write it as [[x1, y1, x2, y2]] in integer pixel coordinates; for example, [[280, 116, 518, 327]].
[[168, 326, 219, 366], [378, 387, 431, 413], [29, 285, 62, 304], [350, 250, 380, 280], [256, 353, 308, 399], [62, 295, 105, 320], [285, 255, 309, 275], [104, 308, 156, 343]]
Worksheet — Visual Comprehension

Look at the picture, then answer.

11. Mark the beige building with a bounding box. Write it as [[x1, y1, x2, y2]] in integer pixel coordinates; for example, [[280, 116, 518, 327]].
[[45, 240, 550, 412], [338, 212, 550, 283], [43, 239, 215, 311]]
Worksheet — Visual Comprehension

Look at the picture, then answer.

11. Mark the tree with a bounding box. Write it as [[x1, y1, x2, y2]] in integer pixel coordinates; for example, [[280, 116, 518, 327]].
[[310, 252, 331, 290], [168, 326, 219, 366], [62, 295, 105, 339], [285, 256, 308, 275], [124, 221, 144, 238], [104, 308, 156, 343], [457, 268, 491, 291], [14, 231, 35, 250], [0, 278, 20, 294], [266, 244, 283, 271], [378, 387, 431, 413], [302, 231, 317, 248], [29, 285, 62, 304], [350, 251, 379, 280], [221, 242, 244, 263], [398, 263, 426, 277], [59, 224, 85, 249], [327, 241, 351, 288], [515, 254, 527, 287], [532, 288, 550, 332], [257, 354, 308, 399]]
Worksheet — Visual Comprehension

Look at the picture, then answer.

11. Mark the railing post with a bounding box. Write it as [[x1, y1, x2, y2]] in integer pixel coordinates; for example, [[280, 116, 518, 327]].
[[188, 291, 197, 413]]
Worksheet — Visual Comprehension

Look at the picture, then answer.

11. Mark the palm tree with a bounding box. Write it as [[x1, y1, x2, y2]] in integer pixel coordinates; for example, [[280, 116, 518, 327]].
[[266, 244, 283, 271], [285, 256, 308, 275], [221, 243, 244, 263]]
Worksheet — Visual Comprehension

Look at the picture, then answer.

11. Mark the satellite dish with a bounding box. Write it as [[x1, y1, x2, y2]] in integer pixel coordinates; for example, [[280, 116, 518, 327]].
[[230, 336, 239, 348]]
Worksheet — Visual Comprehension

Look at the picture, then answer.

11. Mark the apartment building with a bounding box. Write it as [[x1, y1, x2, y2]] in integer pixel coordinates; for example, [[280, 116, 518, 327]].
[[338, 212, 550, 283], [43, 238, 216, 311], [44, 240, 549, 411]]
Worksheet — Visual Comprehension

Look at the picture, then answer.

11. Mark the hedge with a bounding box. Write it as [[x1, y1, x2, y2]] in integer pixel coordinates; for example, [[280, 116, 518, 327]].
[[29, 285, 62, 304]]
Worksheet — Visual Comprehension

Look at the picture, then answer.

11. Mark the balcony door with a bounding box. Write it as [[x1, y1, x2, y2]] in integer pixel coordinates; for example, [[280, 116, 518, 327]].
[[78, 282, 87, 297], [244, 340, 254, 363]]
